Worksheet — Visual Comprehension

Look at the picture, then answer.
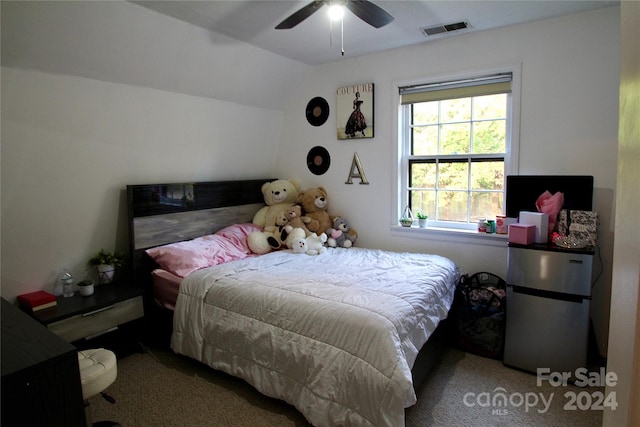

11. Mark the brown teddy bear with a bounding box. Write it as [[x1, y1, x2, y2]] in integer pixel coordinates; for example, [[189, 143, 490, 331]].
[[298, 186, 333, 234], [285, 205, 312, 236]]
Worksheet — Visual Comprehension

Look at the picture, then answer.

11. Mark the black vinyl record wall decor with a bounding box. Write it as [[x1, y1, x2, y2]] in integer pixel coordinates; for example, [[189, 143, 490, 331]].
[[307, 146, 331, 175], [306, 97, 329, 126]]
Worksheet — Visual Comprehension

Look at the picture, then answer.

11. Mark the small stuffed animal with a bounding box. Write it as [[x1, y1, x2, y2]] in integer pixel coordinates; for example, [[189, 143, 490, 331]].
[[291, 233, 328, 255], [306, 232, 328, 255], [284, 226, 307, 249], [264, 210, 288, 234], [290, 236, 308, 254], [326, 217, 357, 248], [298, 186, 333, 234], [285, 205, 312, 236], [263, 210, 289, 249]]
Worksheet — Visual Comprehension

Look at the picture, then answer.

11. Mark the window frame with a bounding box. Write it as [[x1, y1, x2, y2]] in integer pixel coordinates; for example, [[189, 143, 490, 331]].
[[393, 66, 521, 233]]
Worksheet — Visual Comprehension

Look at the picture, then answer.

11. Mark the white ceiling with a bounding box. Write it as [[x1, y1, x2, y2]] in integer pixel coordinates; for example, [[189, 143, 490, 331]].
[[133, 0, 618, 65]]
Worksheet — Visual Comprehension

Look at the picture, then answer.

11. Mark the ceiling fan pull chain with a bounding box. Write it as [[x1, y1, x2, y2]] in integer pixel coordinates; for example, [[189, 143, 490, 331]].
[[341, 17, 344, 56]]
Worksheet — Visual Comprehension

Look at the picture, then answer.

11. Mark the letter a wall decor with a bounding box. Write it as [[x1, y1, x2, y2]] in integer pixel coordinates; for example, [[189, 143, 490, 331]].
[[345, 153, 369, 185]]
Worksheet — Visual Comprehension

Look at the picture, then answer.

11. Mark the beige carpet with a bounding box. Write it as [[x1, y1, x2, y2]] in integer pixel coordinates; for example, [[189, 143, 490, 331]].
[[89, 345, 603, 427]]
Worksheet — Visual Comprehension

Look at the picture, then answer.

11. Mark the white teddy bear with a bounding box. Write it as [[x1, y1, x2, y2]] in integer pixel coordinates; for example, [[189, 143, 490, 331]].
[[248, 178, 301, 254], [291, 233, 327, 256]]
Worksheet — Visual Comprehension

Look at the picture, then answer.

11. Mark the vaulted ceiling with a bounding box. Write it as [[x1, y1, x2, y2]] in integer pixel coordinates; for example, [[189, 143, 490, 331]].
[[134, 0, 618, 65]]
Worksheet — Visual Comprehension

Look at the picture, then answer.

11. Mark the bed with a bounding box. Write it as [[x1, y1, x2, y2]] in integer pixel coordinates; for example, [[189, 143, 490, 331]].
[[127, 179, 461, 427]]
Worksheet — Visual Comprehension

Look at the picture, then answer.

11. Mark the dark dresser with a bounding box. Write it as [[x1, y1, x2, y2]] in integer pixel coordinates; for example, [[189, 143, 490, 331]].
[[1, 297, 86, 427]]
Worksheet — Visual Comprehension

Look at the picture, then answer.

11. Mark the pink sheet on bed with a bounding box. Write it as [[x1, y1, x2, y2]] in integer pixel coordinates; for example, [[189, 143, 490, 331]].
[[148, 224, 263, 310], [152, 268, 182, 310]]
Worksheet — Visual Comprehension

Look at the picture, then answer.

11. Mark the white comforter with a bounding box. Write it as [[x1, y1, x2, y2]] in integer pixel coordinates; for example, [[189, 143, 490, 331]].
[[171, 247, 459, 427]]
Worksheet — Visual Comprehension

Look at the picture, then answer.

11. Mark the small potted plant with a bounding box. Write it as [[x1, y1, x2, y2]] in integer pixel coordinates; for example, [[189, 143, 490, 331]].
[[399, 206, 414, 227], [77, 279, 95, 296], [416, 212, 428, 228], [88, 249, 125, 284]]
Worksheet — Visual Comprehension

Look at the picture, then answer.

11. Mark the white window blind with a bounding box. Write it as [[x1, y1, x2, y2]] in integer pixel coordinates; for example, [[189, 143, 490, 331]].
[[399, 73, 512, 104]]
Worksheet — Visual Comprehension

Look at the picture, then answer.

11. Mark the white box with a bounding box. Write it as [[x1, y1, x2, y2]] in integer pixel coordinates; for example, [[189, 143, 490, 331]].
[[518, 211, 549, 244]]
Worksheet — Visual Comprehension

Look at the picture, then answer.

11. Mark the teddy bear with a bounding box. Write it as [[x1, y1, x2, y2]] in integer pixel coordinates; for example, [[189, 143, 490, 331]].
[[290, 236, 308, 254], [291, 233, 328, 256], [252, 179, 301, 228], [284, 205, 312, 236], [263, 209, 310, 250], [297, 186, 333, 234], [248, 179, 301, 254], [284, 226, 307, 250], [262, 209, 290, 249], [326, 217, 358, 248]]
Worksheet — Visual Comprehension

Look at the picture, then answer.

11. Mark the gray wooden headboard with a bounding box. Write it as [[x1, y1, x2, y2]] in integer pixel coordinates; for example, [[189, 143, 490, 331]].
[[126, 179, 273, 281]]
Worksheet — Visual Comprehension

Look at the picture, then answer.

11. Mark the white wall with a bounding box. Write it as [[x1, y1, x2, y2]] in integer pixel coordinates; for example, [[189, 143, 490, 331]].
[[0, 1, 309, 301], [1, 68, 284, 298], [275, 7, 620, 357]]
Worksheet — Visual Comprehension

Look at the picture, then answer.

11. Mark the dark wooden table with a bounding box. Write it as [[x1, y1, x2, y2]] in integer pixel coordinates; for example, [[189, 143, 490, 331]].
[[1, 297, 86, 427]]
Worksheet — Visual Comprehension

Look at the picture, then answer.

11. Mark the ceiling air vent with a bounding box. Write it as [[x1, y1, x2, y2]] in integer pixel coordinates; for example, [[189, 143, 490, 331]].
[[421, 21, 470, 37]]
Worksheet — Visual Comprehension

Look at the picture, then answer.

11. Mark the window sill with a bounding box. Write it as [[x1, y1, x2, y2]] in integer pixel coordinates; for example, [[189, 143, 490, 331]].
[[390, 224, 509, 247]]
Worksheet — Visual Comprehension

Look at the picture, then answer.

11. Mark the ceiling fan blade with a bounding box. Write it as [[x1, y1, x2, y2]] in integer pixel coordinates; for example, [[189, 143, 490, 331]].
[[275, 1, 326, 29], [346, 0, 394, 28]]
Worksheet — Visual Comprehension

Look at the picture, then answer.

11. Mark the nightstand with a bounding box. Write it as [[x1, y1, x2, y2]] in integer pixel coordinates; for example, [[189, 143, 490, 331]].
[[30, 282, 144, 355]]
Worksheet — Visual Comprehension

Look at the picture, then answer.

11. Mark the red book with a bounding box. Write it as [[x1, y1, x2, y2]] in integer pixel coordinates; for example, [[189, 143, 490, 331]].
[[17, 290, 58, 311]]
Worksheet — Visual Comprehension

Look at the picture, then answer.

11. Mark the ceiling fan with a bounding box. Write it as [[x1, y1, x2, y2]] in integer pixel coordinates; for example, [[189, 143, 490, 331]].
[[275, 0, 394, 30]]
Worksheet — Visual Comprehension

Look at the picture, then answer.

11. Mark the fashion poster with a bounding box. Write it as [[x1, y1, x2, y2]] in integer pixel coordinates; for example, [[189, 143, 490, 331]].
[[336, 83, 374, 139]]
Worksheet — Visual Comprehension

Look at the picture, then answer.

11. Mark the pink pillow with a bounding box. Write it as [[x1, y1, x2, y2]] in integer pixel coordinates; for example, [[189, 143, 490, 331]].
[[146, 234, 249, 278], [214, 223, 262, 253]]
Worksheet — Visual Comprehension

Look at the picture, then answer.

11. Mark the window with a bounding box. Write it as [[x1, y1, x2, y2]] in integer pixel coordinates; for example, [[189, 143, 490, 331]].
[[397, 71, 518, 231]]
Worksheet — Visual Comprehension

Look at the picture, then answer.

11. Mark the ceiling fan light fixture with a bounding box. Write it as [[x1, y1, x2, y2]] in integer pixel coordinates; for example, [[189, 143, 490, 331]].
[[328, 4, 344, 21], [275, 0, 393, 30]]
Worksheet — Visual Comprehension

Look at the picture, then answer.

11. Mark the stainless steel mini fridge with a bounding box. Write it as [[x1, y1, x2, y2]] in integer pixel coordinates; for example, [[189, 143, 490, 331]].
[[503, 245, 593, 374]]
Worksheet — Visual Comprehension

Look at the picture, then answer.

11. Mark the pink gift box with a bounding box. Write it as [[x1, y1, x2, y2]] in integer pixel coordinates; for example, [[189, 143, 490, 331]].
[[508, 224, 536, 245]]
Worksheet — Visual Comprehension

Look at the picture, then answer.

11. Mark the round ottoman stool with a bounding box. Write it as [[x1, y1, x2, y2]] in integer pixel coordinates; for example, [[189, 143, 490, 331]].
[[78, 348, 120, 427]]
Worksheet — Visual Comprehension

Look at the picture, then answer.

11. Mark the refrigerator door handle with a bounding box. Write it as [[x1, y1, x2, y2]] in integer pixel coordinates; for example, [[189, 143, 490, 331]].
[[508, 284, 590, 303]]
